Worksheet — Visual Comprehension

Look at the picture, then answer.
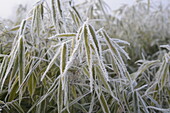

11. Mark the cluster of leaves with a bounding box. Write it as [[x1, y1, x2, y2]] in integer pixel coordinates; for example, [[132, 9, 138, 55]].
[[0, 0, 169, 113], [106, 1, 170, 71]]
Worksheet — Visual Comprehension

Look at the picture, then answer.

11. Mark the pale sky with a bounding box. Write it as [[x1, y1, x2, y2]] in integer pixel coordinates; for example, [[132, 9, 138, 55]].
[[0, 0, 169, 19]]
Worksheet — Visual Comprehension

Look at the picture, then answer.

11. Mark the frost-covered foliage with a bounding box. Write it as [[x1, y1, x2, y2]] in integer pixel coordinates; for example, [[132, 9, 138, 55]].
[[0, 0, 170, 113]]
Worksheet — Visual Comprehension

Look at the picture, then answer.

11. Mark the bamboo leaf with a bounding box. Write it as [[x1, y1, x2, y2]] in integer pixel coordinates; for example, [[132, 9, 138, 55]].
[[58, 80, 63, 113], [96, 89, 111, 113], [87, 24, 109, 81], [28, 73, 37, 97], [83, 25, 93, 91], [133, 91, 139, 113], [41, 46, 61, 81]]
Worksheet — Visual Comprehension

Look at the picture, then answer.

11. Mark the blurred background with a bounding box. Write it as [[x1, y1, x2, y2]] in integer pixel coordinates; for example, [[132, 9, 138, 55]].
[[0, 0, 170, 19]]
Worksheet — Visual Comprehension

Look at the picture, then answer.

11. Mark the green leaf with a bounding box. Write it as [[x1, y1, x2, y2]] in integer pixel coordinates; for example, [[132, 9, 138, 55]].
[[83, 25, 93, 91], [8, 78, 19, 102], [41, 46, 61, 81], [133, 91, 139, 113], [96, 89, 111, 113], [28, 73, 37, 97]]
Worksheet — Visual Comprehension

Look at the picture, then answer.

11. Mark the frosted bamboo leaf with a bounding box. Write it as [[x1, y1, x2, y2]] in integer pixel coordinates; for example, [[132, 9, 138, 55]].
[[86, 24, 109, 81], [60, 43, 67, 90], [95, 88, 111, 113], [83, 25, 93, 92], [41, 46, 61, 81]]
